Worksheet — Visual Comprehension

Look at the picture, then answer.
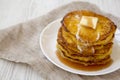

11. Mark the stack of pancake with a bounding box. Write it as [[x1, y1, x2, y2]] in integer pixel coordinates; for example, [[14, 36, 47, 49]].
[[57, 10, 116, 66]]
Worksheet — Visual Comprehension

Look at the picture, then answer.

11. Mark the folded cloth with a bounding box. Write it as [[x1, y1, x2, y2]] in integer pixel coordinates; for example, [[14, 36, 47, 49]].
[[0, 1, 120, 80]]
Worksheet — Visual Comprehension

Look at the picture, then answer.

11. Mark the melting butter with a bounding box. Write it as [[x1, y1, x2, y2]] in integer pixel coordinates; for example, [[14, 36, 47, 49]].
[[75, 15, 80, 19], [96, 32, 100, 41], [75, 15, 98, 54], [75, 15, 84, 53], [80, 16, 98, 29], [76, 24, 83, 53], [77, 45, 83, 53], [91, 47, 95, 54]]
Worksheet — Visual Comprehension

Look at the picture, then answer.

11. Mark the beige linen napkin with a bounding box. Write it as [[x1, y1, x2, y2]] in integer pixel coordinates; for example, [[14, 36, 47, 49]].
[[0, 1, 120, 80]]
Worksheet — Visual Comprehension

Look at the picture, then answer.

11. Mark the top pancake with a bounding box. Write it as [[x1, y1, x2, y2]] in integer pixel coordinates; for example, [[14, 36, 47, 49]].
[[62, 10, 116, 43]]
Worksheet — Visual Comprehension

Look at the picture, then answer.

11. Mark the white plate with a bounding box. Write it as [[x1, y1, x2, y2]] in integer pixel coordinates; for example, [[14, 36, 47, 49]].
[[40, 18, 120, 76]]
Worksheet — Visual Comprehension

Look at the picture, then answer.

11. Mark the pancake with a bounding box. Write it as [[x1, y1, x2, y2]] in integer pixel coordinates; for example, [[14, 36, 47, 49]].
[[57, 43, 112, 61], [62, 10, 116, 43], [57, 47, 111, 66], [57, 27, 113, 55], [56, 10, 116, 66], [57, 40, 113, 56], [61, 26, 114, 46]]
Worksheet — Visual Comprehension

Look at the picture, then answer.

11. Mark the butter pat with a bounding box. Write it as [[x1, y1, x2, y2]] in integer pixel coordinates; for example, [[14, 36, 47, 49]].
[[80, 16, 98, 29]]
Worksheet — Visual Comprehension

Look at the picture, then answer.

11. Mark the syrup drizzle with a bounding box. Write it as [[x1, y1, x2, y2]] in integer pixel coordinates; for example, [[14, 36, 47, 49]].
[[56, 51, 113, 71]]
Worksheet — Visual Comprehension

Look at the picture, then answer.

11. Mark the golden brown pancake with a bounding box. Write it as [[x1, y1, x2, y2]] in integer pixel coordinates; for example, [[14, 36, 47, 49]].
[[57, 10, 116, 66], [61, 26, 114, 46], [57, 42, 112, 61], [57, 27, 113, 56], [62, 10, 116, 43], [57, 27, 114, 51], [57, 46, 111, 66]]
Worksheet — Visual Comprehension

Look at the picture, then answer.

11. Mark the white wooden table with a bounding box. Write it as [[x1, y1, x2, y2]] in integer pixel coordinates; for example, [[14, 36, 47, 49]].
[[0, 0, 120, 80]]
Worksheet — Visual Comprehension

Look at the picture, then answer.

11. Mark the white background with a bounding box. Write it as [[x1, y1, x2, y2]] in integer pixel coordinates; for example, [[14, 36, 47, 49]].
[[0, 0, 120, 80]]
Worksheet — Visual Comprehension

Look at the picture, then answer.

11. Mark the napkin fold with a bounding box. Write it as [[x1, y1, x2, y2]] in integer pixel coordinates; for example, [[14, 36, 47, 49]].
[[0, 1, 120, 80]]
